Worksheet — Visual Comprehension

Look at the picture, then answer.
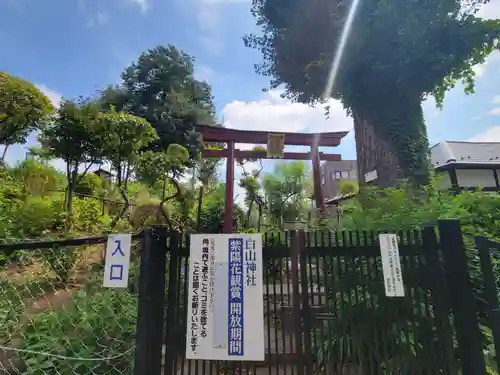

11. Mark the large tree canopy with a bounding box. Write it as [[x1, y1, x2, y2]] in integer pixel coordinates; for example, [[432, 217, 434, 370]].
[[99, 45, 216, 170], [245, 0, 500, 183], [0, 72, 54, 158]]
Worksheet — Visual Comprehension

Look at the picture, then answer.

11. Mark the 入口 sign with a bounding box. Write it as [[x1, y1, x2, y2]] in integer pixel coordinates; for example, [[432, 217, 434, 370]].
[[103, 234, 131, 288], [186, 234, 265, 361], [379, 233, 404, 297]]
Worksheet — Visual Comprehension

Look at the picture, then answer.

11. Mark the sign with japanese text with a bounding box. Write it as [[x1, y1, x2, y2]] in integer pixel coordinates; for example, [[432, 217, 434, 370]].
[[379, 233, 404, 297], [103, 234, 132, 288], [186, 234, 264, 361]]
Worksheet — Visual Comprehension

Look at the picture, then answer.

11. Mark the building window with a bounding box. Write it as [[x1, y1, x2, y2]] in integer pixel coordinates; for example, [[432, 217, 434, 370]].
[[335, 171, 342, 180]]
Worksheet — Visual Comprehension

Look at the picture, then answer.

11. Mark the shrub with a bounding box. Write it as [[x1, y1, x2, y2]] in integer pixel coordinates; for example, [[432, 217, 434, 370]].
[[20, 287, 137, 374], [10, 159, 65, 194], [74, 173, 103, 196], [14, 196, 66, 237], [72, 198, 111, 234]]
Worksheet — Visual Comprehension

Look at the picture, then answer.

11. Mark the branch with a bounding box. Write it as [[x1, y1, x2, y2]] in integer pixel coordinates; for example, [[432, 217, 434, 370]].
[[159, 174, 182, 232], [110, 185, 130, 228], [75, 162, 94, 185]]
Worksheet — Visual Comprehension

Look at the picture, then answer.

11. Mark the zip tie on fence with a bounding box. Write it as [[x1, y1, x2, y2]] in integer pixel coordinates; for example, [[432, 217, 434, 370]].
[[0, 345, 134, 361]]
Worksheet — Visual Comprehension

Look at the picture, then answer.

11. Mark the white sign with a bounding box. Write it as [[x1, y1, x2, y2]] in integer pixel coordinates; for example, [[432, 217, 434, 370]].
[[365, 170, 378, 183], [379, 234, 404, 297], [103, 234, 132, 288], [186, 234, 265, 361]]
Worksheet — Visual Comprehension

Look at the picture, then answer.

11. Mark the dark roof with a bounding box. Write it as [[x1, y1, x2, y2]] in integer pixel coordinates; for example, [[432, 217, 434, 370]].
[[430, 141, 500, 167], [93, 168, 113, 176]]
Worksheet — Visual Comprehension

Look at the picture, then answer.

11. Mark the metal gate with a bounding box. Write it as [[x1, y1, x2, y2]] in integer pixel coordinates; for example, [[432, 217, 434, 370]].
[[134, 220, 490, 375]]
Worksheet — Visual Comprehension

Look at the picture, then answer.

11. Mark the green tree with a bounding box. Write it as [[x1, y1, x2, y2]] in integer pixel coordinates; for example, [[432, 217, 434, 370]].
[[195, 158, 221, 232], [0, 72, 55, 161], [136, 144, 189, 229], [39, 99, 104, 221], [339, 179, 359, 195], [237, 145, 266, 228], [98, 107, 158, 225], [262, 161, 309, 225], [100, 45, 216, 173], [245, 0, 500, 183]]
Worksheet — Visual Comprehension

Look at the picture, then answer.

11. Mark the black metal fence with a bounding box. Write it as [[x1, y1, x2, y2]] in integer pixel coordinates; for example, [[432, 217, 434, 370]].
[[475, 235, 500, 373], [1, 219, 498, 375], [137, 219, 488, 375]]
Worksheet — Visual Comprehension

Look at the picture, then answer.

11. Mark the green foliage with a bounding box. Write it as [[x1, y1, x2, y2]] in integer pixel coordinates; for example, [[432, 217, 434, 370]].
[[11, 159, 66, 193], [196, 183, 245, 233], [245, 0, 500, 182], [39, 99, 108, 221], [39, 99, 104, 170], [20, 286, 137, 374], [262, 161, 309, 224], [338, 179, 359, 195], [40, 245, 78, 285], [98, 107, 157, 184], [72, 198, 112, 233], [15, 196, 65, 237], [136, 144, 190, 187], [341, 181, 500, 236], [326, 183, 500, 372], [0, 72, 55, 148], [100, 45, 216, 171], [74, 173, 103, 196]]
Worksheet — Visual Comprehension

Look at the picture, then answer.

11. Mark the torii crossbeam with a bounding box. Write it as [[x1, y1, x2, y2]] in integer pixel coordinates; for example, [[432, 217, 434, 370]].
[[196, 125, 349, 233]]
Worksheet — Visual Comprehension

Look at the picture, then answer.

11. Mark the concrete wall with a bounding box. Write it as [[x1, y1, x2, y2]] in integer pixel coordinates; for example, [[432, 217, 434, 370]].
[[320, 160, 357, 198], [456, 169, 497, 188]]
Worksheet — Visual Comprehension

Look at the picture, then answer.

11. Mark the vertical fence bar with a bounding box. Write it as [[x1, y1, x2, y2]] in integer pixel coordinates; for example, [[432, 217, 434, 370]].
[[438, 219, 486, 375], [164, 232, 180, 375], [290, 229, 305, 375], [475, 236, 500, 373], [298, 230, 313, 375], [421, 226, 457, 373], [134, 226, 169, 375]]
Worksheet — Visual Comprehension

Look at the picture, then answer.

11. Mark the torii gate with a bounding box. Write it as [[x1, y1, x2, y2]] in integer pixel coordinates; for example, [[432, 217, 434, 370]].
[[196, 125, 349, 233]]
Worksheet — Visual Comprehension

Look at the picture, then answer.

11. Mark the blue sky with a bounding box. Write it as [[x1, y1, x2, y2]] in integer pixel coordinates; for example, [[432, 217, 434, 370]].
[[1, 0, 500, 183]]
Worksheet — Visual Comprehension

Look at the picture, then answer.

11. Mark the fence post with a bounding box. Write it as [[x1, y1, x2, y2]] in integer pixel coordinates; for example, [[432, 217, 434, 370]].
[[134, 226, 168, 375], [475, 236, 500, 372], [163, 232, 180, 375], [290, 230, 305, 375], [437, 219, 486, 375]]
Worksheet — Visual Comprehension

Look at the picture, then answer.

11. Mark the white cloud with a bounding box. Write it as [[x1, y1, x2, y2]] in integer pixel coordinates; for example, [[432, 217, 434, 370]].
[[487, 108, 500, 116], [477, 0, 500, 19], [35, 84, 62, 109], [469, 126, 500, 142], [86, 11, 109, 27], [127, 0, 149, 12], [216, 89, 353, 206], [493, 95, 500, 105], [222, 89, 352, 134]]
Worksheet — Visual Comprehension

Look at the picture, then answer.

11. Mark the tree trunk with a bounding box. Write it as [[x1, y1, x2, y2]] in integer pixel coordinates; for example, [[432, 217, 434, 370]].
[[257, 205, 262, 231], [66, 166, 77, 231], [352, 95, 429, 188], [1, 144, 9, 162], [246, 200, 253, 227], [196, 184, 205, 232]]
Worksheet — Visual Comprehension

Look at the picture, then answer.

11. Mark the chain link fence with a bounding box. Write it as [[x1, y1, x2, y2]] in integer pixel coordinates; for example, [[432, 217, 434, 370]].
[[0, 234, 142, 374]]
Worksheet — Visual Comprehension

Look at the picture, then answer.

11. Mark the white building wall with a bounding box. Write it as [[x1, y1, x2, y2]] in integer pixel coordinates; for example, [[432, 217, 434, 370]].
[[456, 169, 496, 188]]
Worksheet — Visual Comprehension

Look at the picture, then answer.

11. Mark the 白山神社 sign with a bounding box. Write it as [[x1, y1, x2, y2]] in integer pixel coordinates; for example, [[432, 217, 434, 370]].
[[185, 234, 265, 361]]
